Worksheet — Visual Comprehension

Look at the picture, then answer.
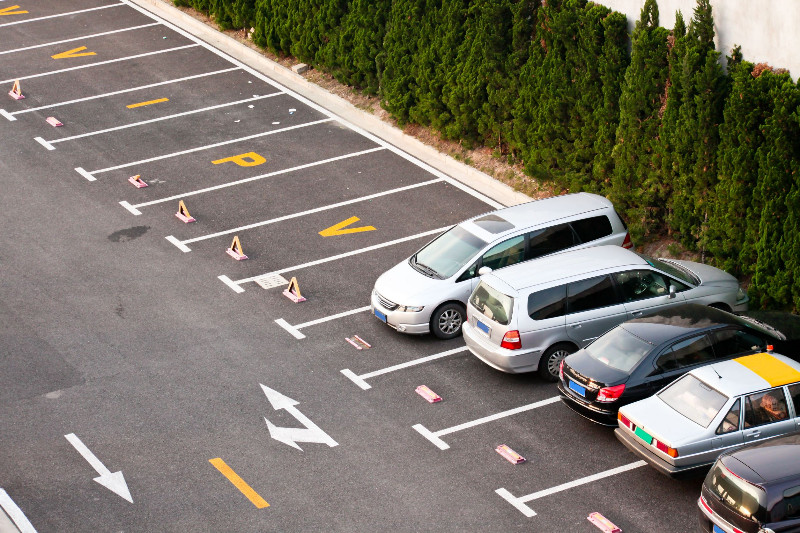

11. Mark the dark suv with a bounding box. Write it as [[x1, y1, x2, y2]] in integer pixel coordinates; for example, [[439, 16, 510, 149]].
[[698, 433, 800, 533]]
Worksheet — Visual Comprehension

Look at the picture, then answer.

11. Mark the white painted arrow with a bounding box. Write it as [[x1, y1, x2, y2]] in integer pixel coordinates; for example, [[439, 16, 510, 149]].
[[260, 384, 338, 451], [65, 433, 133, 503]]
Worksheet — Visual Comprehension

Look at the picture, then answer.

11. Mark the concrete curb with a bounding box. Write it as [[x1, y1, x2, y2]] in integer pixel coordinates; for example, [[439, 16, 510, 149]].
[[126, 0, 531, 208]]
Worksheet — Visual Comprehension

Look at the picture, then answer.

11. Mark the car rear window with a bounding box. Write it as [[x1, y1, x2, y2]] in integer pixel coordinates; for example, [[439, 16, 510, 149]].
[[470, 281, 513, 325], [570, 215, 612, 243], [414, 225, 487, 279], [585, 326, 654, 372], [658, 374, 729, 427], [704, 461, 767, 523]]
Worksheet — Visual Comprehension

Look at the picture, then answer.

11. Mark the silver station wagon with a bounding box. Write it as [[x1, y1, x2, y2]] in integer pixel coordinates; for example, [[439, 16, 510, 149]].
[[371, 193, 631, 339], [615, 352, 800, 479], [463, 246, 750, 381]]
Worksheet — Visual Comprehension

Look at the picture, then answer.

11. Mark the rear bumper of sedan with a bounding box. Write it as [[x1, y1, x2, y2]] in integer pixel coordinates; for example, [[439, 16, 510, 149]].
[[614, 428, 712, 480], [557, 382, 617, 426], [463, 321, 541, 373]]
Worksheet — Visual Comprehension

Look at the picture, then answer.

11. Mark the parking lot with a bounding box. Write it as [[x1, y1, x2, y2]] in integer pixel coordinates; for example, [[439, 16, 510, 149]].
[[0, 1, 703, 531]]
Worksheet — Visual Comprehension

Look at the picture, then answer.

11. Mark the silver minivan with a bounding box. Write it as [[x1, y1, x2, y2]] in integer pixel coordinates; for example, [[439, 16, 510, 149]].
[[463, 246, 750, 381], [371, 193, 632, 339]]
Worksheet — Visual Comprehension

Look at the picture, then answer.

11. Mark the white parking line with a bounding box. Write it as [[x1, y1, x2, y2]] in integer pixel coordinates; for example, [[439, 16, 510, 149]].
[[0, 488, 37, 533], [77, 118, 333, 180], [0, 23, 159, 56], [274, 306, 372, 340], [227, 227, 446, 293], [0, 3, 123, 28], [496, 460, 647, 518], [413, 396, 561, 451], [0, 44, 200, 85], [3, 68, 239, 120], [341, 346, 468, 390], [167, 178, 443, 251], [42, 93, 280, 148]]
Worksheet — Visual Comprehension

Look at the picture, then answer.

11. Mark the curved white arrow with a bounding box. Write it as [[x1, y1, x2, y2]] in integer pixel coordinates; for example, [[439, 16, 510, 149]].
[[260, 384, 338, 451], [65, 433, 133, 503]]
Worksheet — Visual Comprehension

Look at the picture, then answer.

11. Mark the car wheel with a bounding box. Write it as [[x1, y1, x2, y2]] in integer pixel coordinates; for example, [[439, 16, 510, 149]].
[[538, 343, 576, 382], [430, 303, 465, 340]]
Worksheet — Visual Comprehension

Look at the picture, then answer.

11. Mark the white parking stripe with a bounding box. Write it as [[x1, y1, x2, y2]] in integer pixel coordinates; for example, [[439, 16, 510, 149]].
[[125, 147, 384, 209], [44, 93, 280, 146], [83, 118, 333, 177], [0, 44, 200, 85], [175, 178, 442, 248], [6, 68, 239, 117], [341, 347, 469, 390], [0, 488, 37, 533], [273, 306, 371, 340], [231, 227, 446, 292], [0, 3, 123, 28], [0, 23, 159, 56], [496, 460, 647, 517]]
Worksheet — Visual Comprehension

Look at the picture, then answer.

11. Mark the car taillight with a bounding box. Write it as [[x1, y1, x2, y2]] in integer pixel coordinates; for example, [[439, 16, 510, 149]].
[[654, 438, 679, 458], [617, 411, 632, 429], [596, 384, 625, 403], [622, 233, 633, 249], [559, 360, 564, 381], [699, 495, 713, 515], [501, 330, 521, 350]]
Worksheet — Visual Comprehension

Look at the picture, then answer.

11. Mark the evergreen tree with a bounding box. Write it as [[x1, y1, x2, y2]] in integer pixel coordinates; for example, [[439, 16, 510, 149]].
[[253, 0, 293, 54], [609, 0, 669, 238], [379, 0, 426, 123]]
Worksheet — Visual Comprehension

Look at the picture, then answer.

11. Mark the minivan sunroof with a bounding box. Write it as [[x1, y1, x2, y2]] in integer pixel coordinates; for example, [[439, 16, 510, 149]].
[[472, 214, 514, 234]]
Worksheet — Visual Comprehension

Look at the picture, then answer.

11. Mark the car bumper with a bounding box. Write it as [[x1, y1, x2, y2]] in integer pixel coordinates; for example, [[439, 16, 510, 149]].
[[614, 428, 712, 479], [370, 294, 430, 335], [463, 321, 541, 373], [557, 382, 618, 426]]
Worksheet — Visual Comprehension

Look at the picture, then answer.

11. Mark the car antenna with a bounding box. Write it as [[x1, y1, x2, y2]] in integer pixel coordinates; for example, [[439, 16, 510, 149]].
[[712, 366, 722, 379]]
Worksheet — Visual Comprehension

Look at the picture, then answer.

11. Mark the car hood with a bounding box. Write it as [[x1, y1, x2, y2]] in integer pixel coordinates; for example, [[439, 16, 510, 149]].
[[621, 396, 709, 447], [665, 259, 738, 287], [373, 259, 446, 305]]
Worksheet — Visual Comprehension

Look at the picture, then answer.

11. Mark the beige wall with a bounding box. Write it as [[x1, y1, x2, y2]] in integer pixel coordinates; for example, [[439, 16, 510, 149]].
[[598, 0, 799, 80]]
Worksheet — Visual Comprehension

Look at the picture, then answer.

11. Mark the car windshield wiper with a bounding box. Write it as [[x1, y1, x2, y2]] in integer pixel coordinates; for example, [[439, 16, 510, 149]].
[[414, 261, 442, 279]]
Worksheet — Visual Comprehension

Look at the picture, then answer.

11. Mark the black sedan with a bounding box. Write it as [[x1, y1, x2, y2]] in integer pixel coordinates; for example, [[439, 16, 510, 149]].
[[557, 304, 795, 426]]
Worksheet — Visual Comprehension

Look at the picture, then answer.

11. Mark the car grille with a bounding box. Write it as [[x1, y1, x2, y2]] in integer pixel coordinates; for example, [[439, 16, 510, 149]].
[[375, 292, 398, 311]]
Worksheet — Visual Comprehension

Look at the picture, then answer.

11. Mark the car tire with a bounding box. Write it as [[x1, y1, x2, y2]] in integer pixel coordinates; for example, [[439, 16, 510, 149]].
[[430, 303, 466, 340], [538, 343, 576, 382]]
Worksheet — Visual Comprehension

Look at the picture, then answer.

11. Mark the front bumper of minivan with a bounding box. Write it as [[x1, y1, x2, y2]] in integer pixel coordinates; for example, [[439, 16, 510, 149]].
[[463, 321, 541, 373], [370, 293, 431, 335]]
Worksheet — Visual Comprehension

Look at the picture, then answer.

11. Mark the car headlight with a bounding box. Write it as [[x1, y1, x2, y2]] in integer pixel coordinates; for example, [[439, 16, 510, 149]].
[[736, 286, 749, 303], [398, 305, 424, 313]]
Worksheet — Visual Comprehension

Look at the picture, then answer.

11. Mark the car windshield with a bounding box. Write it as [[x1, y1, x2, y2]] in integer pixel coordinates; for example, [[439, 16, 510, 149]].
[[704, 461, 767, 523], [585, 326, 654, 373], [658, 374, 729, 427], [634, 252, 699, 286], [412, 225, 487, 279], [470, 281, 513, 326]]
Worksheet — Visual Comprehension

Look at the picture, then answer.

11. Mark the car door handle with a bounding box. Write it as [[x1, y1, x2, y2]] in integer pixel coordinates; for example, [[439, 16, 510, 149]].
[[631, 311, 643, 317], [570, 324, 582, 329], [745, 430, 761, 438]]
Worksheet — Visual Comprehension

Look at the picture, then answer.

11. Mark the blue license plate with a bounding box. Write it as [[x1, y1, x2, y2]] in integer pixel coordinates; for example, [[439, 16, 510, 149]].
[[374, 309, 387, 323], [568, 380, 586, 397], [713, 525, 724, 533], [476, 320, 490, 335]]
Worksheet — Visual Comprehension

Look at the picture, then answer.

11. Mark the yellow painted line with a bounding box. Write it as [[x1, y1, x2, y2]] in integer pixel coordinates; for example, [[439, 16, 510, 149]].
[[127, 98, 169, 109], [734, 353, 800, 387], [0, 5, 28, 15], [51, 46, 96, 59], [319, 216, 376, 237], [209, 458, 269, 508]]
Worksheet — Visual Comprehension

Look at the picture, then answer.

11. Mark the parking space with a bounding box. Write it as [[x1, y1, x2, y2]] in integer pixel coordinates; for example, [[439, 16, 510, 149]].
[[0, 0, 705, 531]]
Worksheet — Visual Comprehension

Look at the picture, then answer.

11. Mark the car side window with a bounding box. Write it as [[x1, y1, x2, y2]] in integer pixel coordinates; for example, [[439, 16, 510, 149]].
[[456, 260, 480, 282], [570, 215, 613, 243], [528, 285, 567, 320], [709, 329, 765, 359], [566, 275, 620, 314], [656, 335, 715, 371], [744, 389, 790, 428], [789, 384, 800, 418], [613, 270, 670, 302], [526, 224, 578, 260], [481, 236, 525, 271], [715, 399, 741, 435]]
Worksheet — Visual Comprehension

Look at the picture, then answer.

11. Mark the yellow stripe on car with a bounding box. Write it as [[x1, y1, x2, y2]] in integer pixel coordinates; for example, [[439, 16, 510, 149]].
[[734, 353, 800, 387]]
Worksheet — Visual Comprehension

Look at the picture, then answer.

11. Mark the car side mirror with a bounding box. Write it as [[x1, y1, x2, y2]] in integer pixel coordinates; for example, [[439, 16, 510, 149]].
[[478, 266, 493, 276], [668, 285, 676, 299]]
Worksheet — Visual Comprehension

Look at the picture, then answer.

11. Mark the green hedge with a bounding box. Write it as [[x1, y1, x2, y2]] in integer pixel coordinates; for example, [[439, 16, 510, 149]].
[[174, 0, 800, 312]]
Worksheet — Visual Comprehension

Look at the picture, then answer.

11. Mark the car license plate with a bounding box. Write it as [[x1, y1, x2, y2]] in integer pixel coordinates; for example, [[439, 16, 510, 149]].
[[374, 309, 387, 323], [713, 525, 725, 533], [568, 380, 586, 397], [634, 426, 653, 445], [476, 320, 491, 335]]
